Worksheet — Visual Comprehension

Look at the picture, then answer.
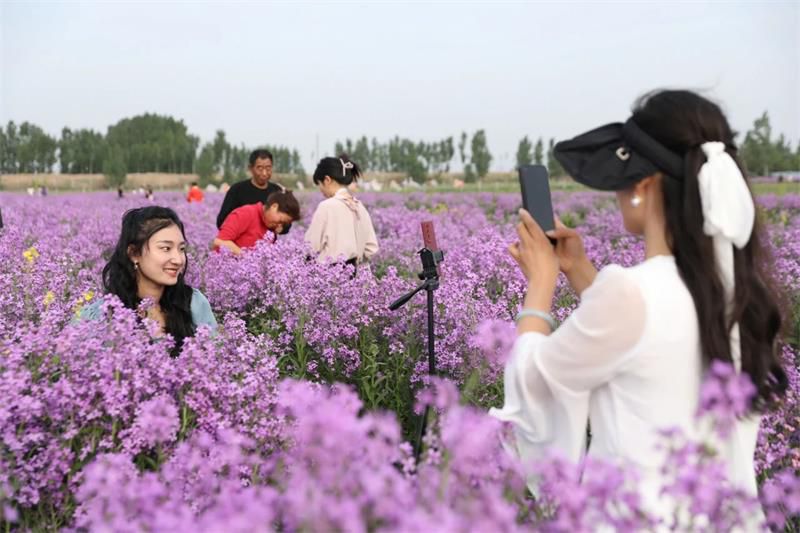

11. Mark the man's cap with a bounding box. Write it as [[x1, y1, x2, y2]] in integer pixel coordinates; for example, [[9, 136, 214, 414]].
[[553, 118, 685, 191]]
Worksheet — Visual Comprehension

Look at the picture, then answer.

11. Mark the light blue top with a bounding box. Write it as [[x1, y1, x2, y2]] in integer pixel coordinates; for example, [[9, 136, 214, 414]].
[[78, 288, 218, 332]]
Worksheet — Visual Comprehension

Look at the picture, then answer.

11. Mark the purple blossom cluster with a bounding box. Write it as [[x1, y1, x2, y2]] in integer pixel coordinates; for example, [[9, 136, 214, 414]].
[[1, 190, 798, 530]]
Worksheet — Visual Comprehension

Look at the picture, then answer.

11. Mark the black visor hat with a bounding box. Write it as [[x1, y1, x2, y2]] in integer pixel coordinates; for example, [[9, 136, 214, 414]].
[[553, 118, 685, 191]]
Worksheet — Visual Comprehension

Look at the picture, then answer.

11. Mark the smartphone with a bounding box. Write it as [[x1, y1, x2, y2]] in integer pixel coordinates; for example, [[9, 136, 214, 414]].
[[518, 165, 556, 244], [421, 220, 439, 251]]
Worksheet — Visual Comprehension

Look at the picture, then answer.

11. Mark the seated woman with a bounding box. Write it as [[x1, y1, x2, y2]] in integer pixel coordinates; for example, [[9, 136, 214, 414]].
[[212, 190, 300, 255], [81, 206, 217, 355]]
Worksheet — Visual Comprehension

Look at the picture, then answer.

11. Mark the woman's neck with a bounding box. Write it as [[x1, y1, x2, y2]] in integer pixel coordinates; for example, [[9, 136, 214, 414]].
[[137, 277, 165, 304], [643, 219, 672, 259]]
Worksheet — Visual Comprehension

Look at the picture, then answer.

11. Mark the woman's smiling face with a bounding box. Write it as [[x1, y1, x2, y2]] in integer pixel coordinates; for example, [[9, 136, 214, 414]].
[[130, 224, 186, 288]]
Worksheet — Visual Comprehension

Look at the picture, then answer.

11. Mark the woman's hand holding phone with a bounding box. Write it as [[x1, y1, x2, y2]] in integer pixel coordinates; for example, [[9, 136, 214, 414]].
[[546, 217, 597, 296], [510, 209, 559, 294]]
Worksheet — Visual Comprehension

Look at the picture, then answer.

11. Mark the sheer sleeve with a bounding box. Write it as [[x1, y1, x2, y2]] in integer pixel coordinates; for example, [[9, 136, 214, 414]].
[[489, 265, 647, 464]]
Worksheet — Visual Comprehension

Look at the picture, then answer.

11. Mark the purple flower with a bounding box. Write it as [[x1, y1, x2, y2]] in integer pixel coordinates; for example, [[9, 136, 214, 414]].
[[471, 318, 516, 365], [697, 360, 758, 438], [121, 394, 180, 453]]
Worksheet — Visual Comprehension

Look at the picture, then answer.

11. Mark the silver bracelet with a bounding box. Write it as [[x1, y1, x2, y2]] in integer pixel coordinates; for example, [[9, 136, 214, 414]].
[[515, 309, 557, 331]]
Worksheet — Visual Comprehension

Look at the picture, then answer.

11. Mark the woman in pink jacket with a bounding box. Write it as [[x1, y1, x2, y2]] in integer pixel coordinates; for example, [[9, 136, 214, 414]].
[[305, 154, 379, 266]]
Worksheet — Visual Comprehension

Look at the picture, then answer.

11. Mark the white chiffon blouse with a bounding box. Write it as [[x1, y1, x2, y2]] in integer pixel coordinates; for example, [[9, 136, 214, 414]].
[[489, 255, 761, 516]]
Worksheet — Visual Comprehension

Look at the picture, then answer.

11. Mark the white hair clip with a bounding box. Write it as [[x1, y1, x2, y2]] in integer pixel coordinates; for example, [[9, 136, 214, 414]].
[[340, 158, 354, 177]]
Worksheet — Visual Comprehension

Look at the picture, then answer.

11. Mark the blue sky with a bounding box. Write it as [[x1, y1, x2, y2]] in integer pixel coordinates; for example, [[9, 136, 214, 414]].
[[2, 1, 798, 170]]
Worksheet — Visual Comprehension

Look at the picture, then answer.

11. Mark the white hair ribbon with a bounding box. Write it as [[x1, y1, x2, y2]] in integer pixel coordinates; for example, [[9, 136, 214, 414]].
[[340, 158, 354, 177], [697, 141, 755, 370]]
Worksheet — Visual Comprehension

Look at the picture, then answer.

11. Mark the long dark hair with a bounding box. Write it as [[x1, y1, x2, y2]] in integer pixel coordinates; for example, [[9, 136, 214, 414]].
[[312, 153, 362, 186], [102, 206, 195, 357], [631, 90, 787, 408]]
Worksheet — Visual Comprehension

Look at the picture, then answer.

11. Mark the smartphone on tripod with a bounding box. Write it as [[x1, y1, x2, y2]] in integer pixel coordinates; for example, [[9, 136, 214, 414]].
[[518, 164, 556, 245]]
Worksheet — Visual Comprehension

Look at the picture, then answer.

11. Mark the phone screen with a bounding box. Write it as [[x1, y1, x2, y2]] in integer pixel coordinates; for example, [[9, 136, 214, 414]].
[[518, 165, 555, 239]]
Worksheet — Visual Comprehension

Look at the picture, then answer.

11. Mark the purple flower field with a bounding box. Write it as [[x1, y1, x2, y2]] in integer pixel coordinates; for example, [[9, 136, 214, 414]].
[[1, 190, 798, 531]]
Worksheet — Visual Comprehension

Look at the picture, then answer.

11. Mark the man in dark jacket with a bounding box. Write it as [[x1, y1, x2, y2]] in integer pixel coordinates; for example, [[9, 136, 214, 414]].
[[216, 149, 292, 234]]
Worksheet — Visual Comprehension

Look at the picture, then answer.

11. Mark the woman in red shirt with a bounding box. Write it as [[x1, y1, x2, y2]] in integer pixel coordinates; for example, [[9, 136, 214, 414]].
[[212, 190, 300, 255]]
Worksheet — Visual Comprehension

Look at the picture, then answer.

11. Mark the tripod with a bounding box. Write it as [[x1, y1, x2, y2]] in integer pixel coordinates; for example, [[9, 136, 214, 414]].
[[389, 247, 444, 462]]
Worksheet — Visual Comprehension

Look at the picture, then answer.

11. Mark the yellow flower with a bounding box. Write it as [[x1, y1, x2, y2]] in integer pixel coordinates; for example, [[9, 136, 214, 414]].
[[84, 290, 95, 302], [23, 246, 40, 264], [43, 291, 55, 307]]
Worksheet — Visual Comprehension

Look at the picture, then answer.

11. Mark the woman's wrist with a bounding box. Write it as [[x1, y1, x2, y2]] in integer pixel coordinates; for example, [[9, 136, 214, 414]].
[[524, 278, 556, 311], [565, 256, 596, 296]]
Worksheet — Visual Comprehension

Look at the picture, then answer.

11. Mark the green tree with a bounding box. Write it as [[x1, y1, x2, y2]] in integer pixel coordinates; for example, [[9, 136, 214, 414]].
[[740, 112, 773, 176], [16, 122, 57, 173], [59, 127, 105, 173], [103, 145, 127, 187], [196, 144, 216, 186], [441, 136, 454, 172], [0, 126, 8, 173], [795, 142, 800, 170], [458, 131, 476, 182], [370, 137, 382, 171], [547, 138, 565, 178], [470, 129, 492, 179], [212, 130, 229, 173], [458, 131, 468, 166], [1, 122, 17, 173], [352, 136, 370, 170], [533, 137, 544, 165], [334, 141, 346, 157], [105, 113, 199, 173], [516, 135, 533, 168], [291, 149, 305, 178]]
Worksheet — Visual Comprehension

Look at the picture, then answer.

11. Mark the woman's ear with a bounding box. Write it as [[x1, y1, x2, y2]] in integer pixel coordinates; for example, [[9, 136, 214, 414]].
[[634, 173, 662, 200], [127, 244, 139, 262]]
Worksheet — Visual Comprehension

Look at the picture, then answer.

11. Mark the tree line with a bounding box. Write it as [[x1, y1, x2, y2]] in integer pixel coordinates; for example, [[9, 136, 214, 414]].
[[515, 136, 566, 179], [332, 130, 492, 184], [1, 111, 797, 188], [0, 114, 305, 187], [738, 112, 800, 177]]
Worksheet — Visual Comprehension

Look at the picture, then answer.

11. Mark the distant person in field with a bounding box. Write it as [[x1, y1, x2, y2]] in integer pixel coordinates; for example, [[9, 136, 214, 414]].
[[304, 154, 378, 266], [491, 89, 787, 522], [216, 149, 291, 236], [80, 206, 217, 356], [187, 182, 204, 203], [145, 186, 155, 201], [117, 185, 124, 199], [212, 190, 300, 255]]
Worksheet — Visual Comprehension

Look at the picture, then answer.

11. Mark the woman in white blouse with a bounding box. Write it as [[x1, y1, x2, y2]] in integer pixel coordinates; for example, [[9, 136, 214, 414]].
[[304, 154, 379, 266], [490, 90, 787, 519]]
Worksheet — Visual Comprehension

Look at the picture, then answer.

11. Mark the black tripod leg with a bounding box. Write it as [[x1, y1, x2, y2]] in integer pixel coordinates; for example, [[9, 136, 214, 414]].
[[427, 286, 435, 374], [414, 404, 430, 462]]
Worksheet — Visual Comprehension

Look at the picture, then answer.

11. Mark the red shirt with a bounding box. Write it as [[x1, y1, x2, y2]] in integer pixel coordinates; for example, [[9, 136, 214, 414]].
[[187, 186, 204, 203], [216, 202, 273, 250]]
